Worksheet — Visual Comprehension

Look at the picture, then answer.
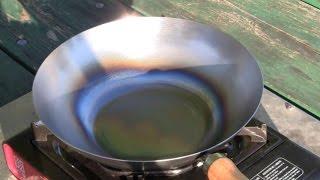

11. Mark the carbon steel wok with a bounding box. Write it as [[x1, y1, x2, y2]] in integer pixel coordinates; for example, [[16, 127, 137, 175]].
[[33, 17, 263, 171]]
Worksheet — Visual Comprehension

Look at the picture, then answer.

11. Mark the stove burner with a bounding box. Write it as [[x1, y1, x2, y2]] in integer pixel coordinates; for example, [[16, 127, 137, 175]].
[[4, 118, 320, 179], [31, 121, 267, 179]]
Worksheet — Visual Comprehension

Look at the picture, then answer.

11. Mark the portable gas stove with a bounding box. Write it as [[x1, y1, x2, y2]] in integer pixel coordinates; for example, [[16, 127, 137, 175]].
[[3, 118, 320, 180]]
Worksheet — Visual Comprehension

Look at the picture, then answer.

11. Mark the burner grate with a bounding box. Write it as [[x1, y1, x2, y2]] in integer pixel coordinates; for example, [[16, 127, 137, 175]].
[[31, 120, 268, 179]]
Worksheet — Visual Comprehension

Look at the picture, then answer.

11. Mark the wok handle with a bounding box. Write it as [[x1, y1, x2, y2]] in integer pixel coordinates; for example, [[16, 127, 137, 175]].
[[203, 153, 248, 180]]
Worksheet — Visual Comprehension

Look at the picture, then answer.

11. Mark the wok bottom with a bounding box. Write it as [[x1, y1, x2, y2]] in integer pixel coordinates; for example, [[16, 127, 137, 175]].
[[92, 83, 221, 160]]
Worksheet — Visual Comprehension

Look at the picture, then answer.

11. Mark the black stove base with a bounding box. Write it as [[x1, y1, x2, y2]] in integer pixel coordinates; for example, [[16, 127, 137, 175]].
[[2, 119, 320, 180], [241, 131, 320, 179], [237, 120, 320, 180]]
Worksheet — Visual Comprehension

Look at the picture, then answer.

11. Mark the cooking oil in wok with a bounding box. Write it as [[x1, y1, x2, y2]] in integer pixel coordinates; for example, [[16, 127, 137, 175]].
[[93, 83, 213, 160]]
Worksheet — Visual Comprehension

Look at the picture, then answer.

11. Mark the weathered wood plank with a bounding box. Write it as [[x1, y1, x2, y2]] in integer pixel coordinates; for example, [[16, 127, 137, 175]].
[[226, 0, 320, 53], [0, 0, 133, 71], [0, 50, 33, 107], [1, 0, 320, 118], [123, 0, 320, 117]]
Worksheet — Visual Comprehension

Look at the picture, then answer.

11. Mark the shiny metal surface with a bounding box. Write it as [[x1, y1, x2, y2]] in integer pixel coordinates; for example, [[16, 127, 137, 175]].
[[32, 17, 263, 170], [237, 124, 267, 143]]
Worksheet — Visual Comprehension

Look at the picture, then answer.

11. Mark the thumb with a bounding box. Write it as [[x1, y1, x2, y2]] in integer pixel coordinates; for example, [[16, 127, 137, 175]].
[[205, 154, 248, 180]]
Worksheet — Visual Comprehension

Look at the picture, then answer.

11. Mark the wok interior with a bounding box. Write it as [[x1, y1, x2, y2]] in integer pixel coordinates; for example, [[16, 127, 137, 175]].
[[93, 81, 217, 159], [33, 17, 263, 161]]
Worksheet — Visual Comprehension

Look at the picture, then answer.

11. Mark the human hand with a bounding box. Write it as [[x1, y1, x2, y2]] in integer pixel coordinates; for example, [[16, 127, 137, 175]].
[[204, 153, 248, 180]]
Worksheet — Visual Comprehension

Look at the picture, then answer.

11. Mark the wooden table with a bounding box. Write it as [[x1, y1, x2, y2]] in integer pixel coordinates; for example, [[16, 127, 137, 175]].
[[0, 0, 320, 118]]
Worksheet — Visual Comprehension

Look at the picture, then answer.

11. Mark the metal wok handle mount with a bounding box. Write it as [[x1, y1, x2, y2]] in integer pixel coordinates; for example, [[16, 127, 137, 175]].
[[237, 124, 267, 143]]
